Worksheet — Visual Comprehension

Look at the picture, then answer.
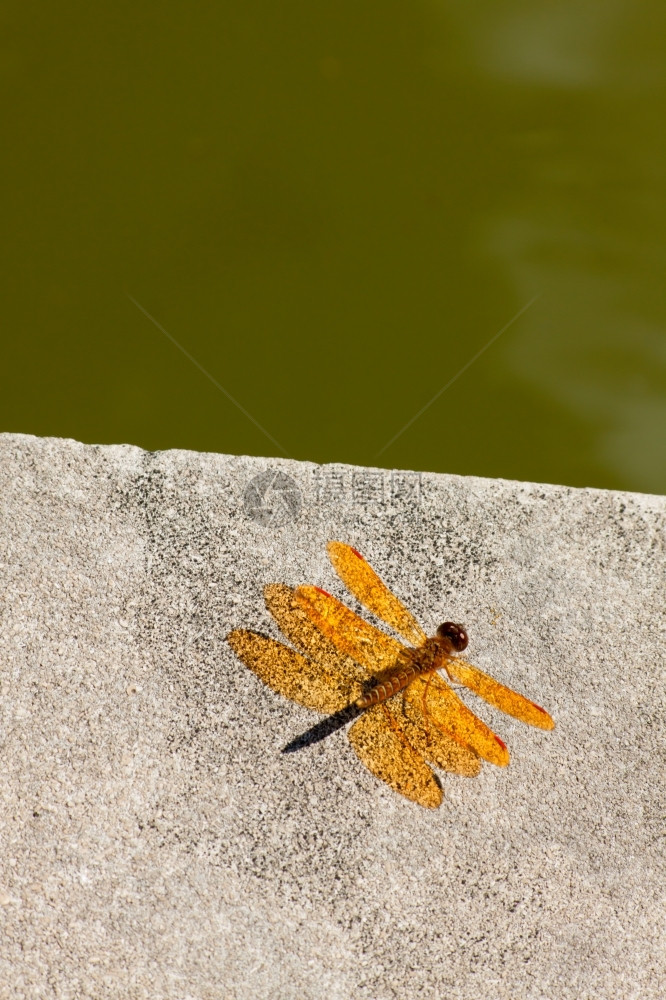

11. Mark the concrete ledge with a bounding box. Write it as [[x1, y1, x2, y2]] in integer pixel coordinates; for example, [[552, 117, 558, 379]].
[[0, 433, 664, 999]]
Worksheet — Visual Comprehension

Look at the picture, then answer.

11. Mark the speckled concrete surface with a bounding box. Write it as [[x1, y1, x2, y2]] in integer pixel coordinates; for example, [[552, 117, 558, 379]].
[[0, 432, 664, 1000]]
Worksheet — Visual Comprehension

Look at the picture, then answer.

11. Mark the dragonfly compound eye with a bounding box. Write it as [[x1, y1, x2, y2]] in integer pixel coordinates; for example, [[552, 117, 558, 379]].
[[437, 621, 469, 652]]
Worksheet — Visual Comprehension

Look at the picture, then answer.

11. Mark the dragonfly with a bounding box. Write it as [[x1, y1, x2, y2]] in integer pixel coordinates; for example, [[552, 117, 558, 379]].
[[227, 541, 555, 808]]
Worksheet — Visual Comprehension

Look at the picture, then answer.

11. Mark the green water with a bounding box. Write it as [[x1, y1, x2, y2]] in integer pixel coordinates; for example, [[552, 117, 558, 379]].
[[2, 2, 664, 493]]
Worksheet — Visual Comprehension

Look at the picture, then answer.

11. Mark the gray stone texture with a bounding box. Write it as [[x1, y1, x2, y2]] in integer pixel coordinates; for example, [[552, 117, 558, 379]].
[[0, 432, 664, 999]]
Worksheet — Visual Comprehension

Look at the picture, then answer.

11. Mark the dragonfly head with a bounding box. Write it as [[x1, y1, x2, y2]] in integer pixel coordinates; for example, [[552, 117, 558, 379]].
[[436, 621, 468, 653]]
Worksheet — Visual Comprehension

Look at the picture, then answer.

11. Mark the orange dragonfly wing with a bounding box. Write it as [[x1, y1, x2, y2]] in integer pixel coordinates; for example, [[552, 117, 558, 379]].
[[446, 658, 555, 730], [294, 584, 407, 676], [228, 583, 367, 713], [327, 541, 427, 646], [404, 672, 510, 767], [348, 703, 442, 808], [226, 629, 362, 714], [392, 692, 482, 777], [263, 583, 363, 678]]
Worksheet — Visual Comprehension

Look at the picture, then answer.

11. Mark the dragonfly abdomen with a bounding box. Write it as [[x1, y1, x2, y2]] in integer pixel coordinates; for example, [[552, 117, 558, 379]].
[[356, 662, 422, 708]]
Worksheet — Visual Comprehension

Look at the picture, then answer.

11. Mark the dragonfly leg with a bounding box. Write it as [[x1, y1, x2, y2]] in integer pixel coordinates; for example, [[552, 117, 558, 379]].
[[420, 669, 436, 736], [381, 702, 419, 756], [440, 658, 457, 684]]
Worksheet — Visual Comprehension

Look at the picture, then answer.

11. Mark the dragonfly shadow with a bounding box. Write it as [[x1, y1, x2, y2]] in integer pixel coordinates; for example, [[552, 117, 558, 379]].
[[282, 703, 362, 753]]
